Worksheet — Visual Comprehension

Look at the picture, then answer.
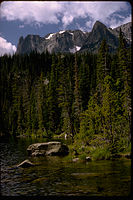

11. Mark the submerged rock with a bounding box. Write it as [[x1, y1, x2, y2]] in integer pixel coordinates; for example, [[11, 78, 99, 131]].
[[125, 154, 131, 159], [72, 158, 80, 162], [17, 159, 34, 168], [27, 141, 69, 157], [72, 156, 92, 162], [120, 153, 131, 159]]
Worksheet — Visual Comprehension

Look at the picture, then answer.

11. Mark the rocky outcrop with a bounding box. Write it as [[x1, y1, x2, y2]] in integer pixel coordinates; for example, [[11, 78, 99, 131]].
[[17, 159, 34, 168], [27, 141, 69, 156]]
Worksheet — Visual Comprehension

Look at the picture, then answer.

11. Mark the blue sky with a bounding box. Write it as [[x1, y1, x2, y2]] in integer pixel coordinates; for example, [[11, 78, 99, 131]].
[[0, 1, 131, 56]]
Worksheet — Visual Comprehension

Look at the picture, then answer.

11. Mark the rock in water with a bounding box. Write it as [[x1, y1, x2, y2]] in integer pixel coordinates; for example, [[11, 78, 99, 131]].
[[72, 158, 80, 162], [17, 159, 34, 168], [27, 141, 69, 157], [86, 156, 92, 161]]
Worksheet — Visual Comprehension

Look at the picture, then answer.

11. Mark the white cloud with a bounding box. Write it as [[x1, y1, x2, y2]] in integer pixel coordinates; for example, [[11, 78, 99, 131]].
[[75, 23, 86, 32], [109, 14, 132, 28], [85, 21, 93, 30], [0, 1, 62, 25], [0, 37, 16, 56], [0, 1, 131, 29]]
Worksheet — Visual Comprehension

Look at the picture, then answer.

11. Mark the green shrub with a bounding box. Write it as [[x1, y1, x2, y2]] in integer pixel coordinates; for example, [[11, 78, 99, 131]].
[[79, 153, 87, 161], [90, 146, 111, 160], [63, 154, 73, 162]]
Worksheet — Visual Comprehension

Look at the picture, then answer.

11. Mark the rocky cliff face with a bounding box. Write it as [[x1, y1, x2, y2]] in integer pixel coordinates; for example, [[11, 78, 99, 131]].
[[16, 30, 89, 54], [43, 30, 88, 53], [16, 21, 131, 54], [80, 21, 119, 53], [112, 22, 132, 44], [17, 35, 43, 54]]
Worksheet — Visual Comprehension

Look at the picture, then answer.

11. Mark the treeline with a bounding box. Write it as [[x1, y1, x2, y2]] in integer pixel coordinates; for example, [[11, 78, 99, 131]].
[[0, 31, 131, 155]]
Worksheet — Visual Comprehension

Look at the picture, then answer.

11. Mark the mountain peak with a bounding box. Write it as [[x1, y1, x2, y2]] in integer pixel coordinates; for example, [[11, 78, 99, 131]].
[[19, 36, 24, 43], [93, 21, 107, 31], [95, 20, 104, 25]]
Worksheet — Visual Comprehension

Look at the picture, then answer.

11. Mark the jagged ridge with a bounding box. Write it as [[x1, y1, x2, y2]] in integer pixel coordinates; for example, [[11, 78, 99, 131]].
[[16, 21, 132, 54]]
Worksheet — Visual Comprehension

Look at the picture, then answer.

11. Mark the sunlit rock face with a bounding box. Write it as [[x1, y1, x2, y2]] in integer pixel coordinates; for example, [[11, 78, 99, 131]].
[[16, 21, 131, 54]]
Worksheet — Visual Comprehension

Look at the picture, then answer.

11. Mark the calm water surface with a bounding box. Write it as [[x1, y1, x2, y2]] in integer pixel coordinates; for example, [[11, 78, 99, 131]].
[[0, 137, 131, 196]]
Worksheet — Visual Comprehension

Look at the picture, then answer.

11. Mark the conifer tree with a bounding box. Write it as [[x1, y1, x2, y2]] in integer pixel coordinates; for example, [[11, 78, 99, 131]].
[[36, 72, 49, 136], [17, 95, 24, 134], [37, 72, 45, 133], [47, 55, 60, 136], [118, 29, 131, 145], [30, 86, 38, 135], [57, 55, 74, 138], [79, 60, 90, 110], [73, 52, 82, 134], [79, 93, 101, 145], [96, 39, 109, 102]]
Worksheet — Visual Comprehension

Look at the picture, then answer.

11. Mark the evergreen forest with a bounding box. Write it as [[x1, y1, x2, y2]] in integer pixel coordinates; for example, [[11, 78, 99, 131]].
[[0, 31, 131, 159]]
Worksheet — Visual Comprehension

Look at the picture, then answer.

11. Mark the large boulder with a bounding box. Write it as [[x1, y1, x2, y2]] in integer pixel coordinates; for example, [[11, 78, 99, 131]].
[[27, 141, 69, 157]]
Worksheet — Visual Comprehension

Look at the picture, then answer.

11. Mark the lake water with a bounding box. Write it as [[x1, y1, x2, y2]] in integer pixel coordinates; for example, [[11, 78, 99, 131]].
[[0, 136, 131, 196]]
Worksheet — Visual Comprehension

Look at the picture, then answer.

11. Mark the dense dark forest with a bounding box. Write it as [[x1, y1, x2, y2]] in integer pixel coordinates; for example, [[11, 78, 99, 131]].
[[0, 31, 131, 158]]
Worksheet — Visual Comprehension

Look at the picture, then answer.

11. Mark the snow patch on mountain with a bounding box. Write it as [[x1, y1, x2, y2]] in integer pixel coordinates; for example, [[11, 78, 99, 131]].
[[45, 33, 56, 40], [69, 46, 81, 53], [69, 32, 74, 36], [76, 46, 81, 51], [59, 30, 65, 34]]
